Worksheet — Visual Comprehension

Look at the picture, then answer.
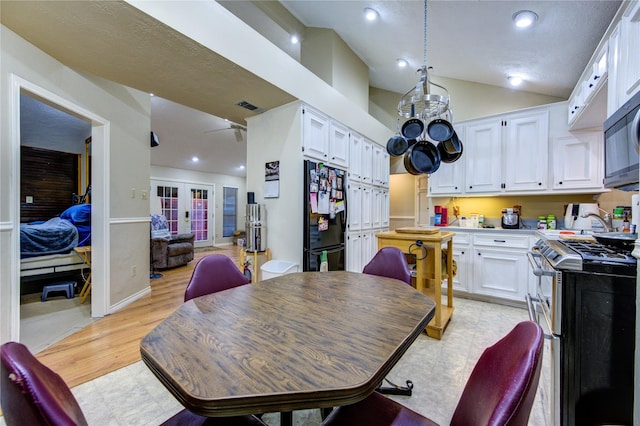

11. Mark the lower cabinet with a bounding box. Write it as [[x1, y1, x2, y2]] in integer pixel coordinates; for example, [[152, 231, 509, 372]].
[[471, 233, 531, 302], [346, 228, 388, 273], [450, 231, 471, 293]]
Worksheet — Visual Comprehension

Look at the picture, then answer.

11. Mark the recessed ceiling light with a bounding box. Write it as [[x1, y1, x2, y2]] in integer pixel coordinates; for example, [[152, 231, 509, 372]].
[[290, 34, 299, 44], [364, 7, 379, 21], [512, 10, 538, 28], [397, 58, 408, 68], [191, 156, 199, 162], [508, 76, 524, 86]]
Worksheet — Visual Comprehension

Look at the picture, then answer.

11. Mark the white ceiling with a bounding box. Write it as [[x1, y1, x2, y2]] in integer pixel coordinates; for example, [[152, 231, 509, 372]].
[[5, 1, 623, 178]]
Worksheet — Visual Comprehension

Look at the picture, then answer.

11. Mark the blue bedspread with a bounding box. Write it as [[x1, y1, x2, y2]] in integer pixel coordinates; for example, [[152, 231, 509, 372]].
[[20, 217, 79, 258]]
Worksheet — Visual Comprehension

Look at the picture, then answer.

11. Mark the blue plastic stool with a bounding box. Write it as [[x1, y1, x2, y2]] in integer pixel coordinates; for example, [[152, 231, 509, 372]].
[[41, 281, 76, 302]]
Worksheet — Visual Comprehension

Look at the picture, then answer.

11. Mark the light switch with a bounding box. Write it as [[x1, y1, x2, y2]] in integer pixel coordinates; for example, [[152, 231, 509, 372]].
[[131, 188, 136, 198], [141, 190, 148, 200], [25, 196, 33, 204]]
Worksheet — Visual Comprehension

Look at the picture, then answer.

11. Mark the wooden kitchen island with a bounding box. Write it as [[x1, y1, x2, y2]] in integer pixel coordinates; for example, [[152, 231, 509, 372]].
[[375, 229, 454, 339]]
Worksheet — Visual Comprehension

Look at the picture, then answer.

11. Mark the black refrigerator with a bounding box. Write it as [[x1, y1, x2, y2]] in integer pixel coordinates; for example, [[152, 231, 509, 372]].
[[303, 160, 347, 271]]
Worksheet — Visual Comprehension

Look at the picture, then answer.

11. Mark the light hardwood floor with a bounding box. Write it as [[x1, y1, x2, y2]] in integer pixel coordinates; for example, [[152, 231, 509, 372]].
[[34, 245, 243, 389]]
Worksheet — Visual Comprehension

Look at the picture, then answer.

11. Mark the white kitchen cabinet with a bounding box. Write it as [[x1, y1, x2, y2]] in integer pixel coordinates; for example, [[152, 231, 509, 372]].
[[372, 144, 389, 187], [347, 182, 363, 232], [552, 131, 604, 190], [346, 231, 362, 272], [349, 131, 363, 182], [465, 118, 503, 193], [361, 184, 373, 229], [609, 1, 640, 114], [471, 233, 530, 302], [362, 230, 375, 268], [302, 106, 330, 162], [329, 120, 349, 169], [361, 139, 373, 184], [449, 231, 470, 293], [429, 126, 466, 195], [381, 189, 390, 228], [503, 111, 549, 192]]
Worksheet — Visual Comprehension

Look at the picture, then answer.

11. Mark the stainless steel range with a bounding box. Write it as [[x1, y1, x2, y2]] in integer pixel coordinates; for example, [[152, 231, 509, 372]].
[[527, 235, 636, 426]]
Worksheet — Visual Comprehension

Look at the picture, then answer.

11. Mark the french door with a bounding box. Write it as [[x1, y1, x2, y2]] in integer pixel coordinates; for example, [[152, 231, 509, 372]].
[[150, 180, 214, 248]]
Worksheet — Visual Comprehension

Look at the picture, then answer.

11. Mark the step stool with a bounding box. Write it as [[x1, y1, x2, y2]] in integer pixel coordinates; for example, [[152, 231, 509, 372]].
[[41, 281, 76, 302]]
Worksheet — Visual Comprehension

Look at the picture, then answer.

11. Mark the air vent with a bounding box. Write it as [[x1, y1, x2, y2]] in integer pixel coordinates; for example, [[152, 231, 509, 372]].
[[235, 100, 261, 111]]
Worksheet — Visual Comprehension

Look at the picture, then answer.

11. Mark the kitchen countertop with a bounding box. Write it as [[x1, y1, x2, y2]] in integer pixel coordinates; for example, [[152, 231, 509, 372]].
[[422, 225, 537, 235]]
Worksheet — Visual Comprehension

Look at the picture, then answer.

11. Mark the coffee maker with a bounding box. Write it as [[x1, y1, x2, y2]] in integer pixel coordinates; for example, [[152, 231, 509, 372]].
[[501, 208, 520, 229]]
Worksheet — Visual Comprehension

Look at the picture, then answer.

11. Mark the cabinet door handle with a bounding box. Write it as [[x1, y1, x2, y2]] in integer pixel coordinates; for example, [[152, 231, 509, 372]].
[[494, 239, 506, 243]]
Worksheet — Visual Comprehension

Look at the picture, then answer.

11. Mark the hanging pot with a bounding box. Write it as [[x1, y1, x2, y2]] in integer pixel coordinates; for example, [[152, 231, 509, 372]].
[[438, 139, 464, 163], [404, 140, 441, 175], [401, 104, 425, 140], [426, 118, 454, 142], [386, 135, 409, 157], [441, 131, 462, 154]]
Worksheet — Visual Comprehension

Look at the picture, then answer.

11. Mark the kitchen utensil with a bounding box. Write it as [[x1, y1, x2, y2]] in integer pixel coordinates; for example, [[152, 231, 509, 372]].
[[401, 104, 425, 140], [426, 118, 454, 142], [386, 135, 409, 157], [593, 232, 638, 249], [403, 140, 441, 175], [440, 130, 462, 154], [437, 139, 463, 164]]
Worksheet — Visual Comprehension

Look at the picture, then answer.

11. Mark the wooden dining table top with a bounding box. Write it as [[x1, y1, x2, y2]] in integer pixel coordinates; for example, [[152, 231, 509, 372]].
[[140, 271, 436, 417]]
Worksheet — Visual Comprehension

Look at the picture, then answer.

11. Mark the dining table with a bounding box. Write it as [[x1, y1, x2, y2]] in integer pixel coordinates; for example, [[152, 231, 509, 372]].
[[140, 271, 436, 425]]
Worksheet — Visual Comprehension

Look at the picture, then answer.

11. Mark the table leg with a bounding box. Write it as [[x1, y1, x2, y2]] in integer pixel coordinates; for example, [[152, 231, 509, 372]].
[[280, 411, 293, 426]]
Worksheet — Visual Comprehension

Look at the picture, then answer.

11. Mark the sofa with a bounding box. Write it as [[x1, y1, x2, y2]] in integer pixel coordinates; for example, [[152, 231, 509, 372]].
[[150, 214, 195, 269]]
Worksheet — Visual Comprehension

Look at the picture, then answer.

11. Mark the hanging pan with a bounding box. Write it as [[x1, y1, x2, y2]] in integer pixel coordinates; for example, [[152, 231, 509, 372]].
[[426, 118, 454, 142], [401, 104, 425, 140], [441, 130, 462, 155], [404, 140, 441, 175], [386, 135, 409, 157], [438, 139, 464, 163]]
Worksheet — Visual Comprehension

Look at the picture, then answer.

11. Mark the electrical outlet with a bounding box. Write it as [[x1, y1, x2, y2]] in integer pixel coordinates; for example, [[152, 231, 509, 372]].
[[131, 265, 137, 277]]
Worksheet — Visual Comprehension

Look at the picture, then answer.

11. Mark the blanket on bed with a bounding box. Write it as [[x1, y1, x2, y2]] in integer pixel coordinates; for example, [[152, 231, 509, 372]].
[[20, 217, 79, 258]]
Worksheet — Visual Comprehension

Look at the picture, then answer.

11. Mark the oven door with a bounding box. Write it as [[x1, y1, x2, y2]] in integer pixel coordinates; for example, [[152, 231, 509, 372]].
[[526, 249, 562, 426]]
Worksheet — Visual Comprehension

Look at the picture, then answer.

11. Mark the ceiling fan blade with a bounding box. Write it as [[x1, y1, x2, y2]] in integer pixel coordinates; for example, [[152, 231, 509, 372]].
[[234, 128, 243, 143]]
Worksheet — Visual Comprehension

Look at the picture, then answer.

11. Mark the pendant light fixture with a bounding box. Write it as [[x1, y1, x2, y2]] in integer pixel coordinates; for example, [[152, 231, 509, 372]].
[[397, 0, 451, 121]]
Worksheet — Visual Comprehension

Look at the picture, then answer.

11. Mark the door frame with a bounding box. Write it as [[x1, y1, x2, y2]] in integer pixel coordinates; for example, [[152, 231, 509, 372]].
[[8, 75, 110, 341], [150, 178, 215, 248]]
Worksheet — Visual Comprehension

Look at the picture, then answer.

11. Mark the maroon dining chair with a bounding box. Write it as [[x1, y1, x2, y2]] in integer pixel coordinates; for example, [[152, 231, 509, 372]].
[[0, 341, 266, 426], [363, 247, 412, 285], [184, 254, 250, 302], [322, 320, 544, 426]]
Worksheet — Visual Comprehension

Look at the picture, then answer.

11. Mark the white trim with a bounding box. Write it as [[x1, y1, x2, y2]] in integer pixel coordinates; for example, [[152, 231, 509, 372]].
[[110, 217, 152, 225], [9, 75, 111, 340], [108, 286, 151, 314]]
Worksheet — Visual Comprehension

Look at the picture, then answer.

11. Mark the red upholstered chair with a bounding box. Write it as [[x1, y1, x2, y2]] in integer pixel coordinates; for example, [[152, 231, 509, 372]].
[[0, 341, 265, 426], [322, 321, 544, 426], [363, 247, 412, 285], [184, 254, 250, 302]]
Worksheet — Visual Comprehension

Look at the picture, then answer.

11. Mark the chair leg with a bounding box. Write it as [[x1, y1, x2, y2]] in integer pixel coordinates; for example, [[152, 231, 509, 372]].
[[376, 378, 414, 396]]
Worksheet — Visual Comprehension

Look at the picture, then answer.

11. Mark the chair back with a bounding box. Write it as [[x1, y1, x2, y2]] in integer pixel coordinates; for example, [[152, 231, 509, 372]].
[[184, 254, 250, 302], [0, 341, 88, 426], [451, 321, 544, 426], [362, 247, 412, 285]]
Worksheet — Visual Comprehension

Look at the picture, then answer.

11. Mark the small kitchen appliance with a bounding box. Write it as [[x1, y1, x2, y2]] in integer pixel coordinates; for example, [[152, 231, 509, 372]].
[[564, 203, 603, 231], [501, 208, 520, 229]]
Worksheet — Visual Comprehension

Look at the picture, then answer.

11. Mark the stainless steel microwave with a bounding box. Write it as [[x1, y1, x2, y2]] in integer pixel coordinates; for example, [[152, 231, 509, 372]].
[[603, 90, 640, 191]]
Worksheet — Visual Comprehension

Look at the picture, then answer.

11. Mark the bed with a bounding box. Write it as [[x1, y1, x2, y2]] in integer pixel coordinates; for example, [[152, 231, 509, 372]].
[[20, 204, 91, 278]]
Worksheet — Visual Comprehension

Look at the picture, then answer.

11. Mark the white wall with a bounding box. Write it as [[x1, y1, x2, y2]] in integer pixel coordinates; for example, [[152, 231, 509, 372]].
[[150, 165, 247, 245], [1, 25, 152, 343]]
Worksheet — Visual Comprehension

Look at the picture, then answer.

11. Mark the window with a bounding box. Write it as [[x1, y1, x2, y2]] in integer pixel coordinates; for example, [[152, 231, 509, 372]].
[[157, 185, 179, 235], [222, 187, 238, 238]]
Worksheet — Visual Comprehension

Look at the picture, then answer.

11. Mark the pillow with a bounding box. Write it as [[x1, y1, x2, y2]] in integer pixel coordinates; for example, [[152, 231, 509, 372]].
[[60, 204, 91, 225], [150, 214, 171, 239]]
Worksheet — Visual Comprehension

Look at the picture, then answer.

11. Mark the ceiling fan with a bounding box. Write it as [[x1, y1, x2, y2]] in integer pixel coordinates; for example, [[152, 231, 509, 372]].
[[204, 123, 246, 142]]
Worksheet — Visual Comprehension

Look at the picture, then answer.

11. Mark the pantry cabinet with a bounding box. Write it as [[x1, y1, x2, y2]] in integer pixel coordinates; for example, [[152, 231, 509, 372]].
[[348, 132, 363, 182]]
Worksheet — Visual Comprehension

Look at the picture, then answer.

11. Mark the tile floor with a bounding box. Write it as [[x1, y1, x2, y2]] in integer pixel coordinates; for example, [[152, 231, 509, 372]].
[[0, 297, 550, 426]]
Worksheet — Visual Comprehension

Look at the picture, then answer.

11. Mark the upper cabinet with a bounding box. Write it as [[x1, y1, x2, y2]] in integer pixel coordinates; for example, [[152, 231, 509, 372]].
[[301, 105, 350, 169], [568, 44, 608, 130], [329, 121, 349, 169], [551, 132, 604, 190], [465, 109, 548, 194], [429, 126, 466, 195], [609, 1, 640, 113]]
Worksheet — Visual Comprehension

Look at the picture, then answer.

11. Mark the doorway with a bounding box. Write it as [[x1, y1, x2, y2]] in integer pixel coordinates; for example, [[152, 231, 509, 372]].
[[150, 180, 215, 248]]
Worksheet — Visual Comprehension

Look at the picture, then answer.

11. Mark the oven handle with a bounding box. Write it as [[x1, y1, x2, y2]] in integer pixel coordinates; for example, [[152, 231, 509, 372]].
[[527, 251, 556, 277], [526, 294, 559, 340]]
